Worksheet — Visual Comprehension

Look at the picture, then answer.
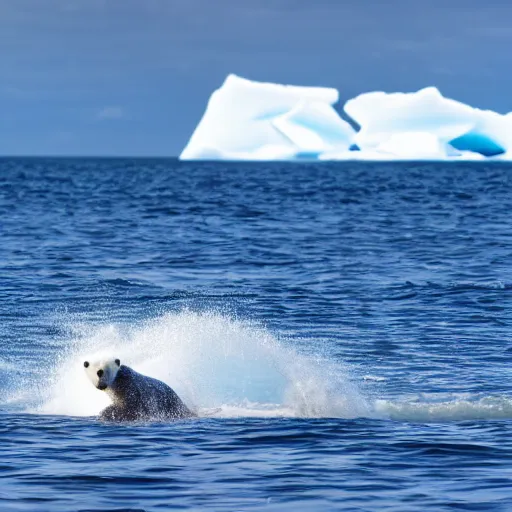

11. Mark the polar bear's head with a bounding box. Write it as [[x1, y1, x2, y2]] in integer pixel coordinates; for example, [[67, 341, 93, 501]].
[[83, 357, 121, 390]]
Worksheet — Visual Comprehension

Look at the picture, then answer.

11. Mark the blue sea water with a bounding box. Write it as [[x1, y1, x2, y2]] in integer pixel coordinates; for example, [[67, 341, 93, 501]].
[[1, 158, 512, 511]]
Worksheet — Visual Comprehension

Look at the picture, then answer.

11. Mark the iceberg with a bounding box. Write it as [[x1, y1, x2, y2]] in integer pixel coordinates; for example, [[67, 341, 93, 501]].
[[180, 74, 356, 160], [343, 87, 512, 160], [376, 132, 447, 160], [344, 87, 476, 152], [449, 110, 512, 157], [180, 74, 512, 161]]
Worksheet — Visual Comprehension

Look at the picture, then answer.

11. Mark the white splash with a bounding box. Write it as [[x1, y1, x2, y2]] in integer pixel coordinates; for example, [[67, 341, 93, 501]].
[[34, 311, 370, 419], [12, 311, 511, 423]]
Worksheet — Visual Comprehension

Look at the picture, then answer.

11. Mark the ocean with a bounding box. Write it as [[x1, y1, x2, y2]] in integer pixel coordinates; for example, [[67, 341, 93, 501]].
[[1, 158, 511, 511]]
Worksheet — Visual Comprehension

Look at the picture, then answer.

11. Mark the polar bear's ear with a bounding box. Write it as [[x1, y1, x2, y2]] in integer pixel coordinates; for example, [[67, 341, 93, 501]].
[[84, 361, 89, 368], [115, 359, 120, 367]]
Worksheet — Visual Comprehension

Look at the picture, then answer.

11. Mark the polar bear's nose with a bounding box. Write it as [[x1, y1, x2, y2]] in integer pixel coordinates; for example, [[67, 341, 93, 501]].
[[97, 369, 104, 378]]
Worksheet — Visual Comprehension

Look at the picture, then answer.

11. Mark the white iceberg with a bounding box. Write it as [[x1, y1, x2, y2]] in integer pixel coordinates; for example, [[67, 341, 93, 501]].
[[449, 110, 512, 157], [320, 146, 486, 162], [376, 132, 447, 159], [319, 149, 403, 161], [180, 75, 512, 161], [344, 87, 476, 152], [343, 87, 512, 159], [180, 74, 355, 161], [322, 132, 449, 161]]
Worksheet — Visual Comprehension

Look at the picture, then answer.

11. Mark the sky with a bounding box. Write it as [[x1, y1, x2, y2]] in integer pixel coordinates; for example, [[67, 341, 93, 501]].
[[1, 0, 512, 156]]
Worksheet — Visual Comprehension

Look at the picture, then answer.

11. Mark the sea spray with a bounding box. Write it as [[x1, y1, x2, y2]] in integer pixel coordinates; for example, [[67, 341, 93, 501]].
[[35, 310, 370, 419], [7, 310, 512, 422]]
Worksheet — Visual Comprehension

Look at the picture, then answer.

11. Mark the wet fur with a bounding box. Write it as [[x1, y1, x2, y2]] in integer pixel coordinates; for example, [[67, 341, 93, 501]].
[[99, 365, 195, 422]]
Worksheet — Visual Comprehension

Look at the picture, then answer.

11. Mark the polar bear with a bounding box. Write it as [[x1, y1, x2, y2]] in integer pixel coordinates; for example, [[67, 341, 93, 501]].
[[83, 357, 196, 422]]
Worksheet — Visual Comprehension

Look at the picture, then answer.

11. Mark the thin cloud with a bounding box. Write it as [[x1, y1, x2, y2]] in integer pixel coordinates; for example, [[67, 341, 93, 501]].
[[96, 106, 125, 120]]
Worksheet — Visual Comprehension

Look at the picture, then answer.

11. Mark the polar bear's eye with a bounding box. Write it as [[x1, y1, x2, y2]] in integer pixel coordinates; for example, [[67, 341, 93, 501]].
[[97, 369, 104, 378], [84, 361, 89, 368]]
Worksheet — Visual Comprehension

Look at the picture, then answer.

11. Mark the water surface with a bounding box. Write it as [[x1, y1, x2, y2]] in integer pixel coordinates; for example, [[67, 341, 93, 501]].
[[1, 159, 511, 511]]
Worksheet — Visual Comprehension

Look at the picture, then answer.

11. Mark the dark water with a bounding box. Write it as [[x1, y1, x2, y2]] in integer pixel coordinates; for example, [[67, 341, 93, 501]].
[[1, 158, 512, 511]]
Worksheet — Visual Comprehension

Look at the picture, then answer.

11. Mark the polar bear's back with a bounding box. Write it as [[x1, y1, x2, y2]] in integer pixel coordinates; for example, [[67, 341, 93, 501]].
[[102, 365, 194, 421]]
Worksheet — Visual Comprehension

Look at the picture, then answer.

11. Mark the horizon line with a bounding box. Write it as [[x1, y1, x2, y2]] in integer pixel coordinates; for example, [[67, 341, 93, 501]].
[[0, 155, 181, 159]]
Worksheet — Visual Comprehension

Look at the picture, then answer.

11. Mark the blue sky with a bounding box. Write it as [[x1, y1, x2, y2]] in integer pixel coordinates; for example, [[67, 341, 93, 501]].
[[1, 0, 511, 156]]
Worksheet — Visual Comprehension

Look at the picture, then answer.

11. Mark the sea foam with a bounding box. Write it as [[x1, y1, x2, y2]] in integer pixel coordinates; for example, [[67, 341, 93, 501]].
[[375, 395, 512, 423]]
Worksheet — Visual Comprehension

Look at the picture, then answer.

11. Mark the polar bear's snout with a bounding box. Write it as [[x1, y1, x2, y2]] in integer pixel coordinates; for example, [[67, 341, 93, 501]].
[[84, 358, 120, 392], [97, 368, 108, 391]]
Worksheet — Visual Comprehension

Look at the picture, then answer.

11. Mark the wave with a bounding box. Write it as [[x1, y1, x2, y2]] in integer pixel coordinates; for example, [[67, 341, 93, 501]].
[[32, 311, 370, 419], [7, 310, 512, 423], [375, 395, 512, 422], [447, 280, 512, 291]]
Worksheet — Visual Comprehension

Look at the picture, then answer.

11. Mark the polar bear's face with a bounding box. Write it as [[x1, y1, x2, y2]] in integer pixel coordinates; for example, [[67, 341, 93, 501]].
[[83, 357, 121, 390]]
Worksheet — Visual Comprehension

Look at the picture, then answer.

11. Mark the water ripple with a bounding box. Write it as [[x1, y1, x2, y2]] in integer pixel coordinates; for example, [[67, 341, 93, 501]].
[[1, 159, 512, 510]]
